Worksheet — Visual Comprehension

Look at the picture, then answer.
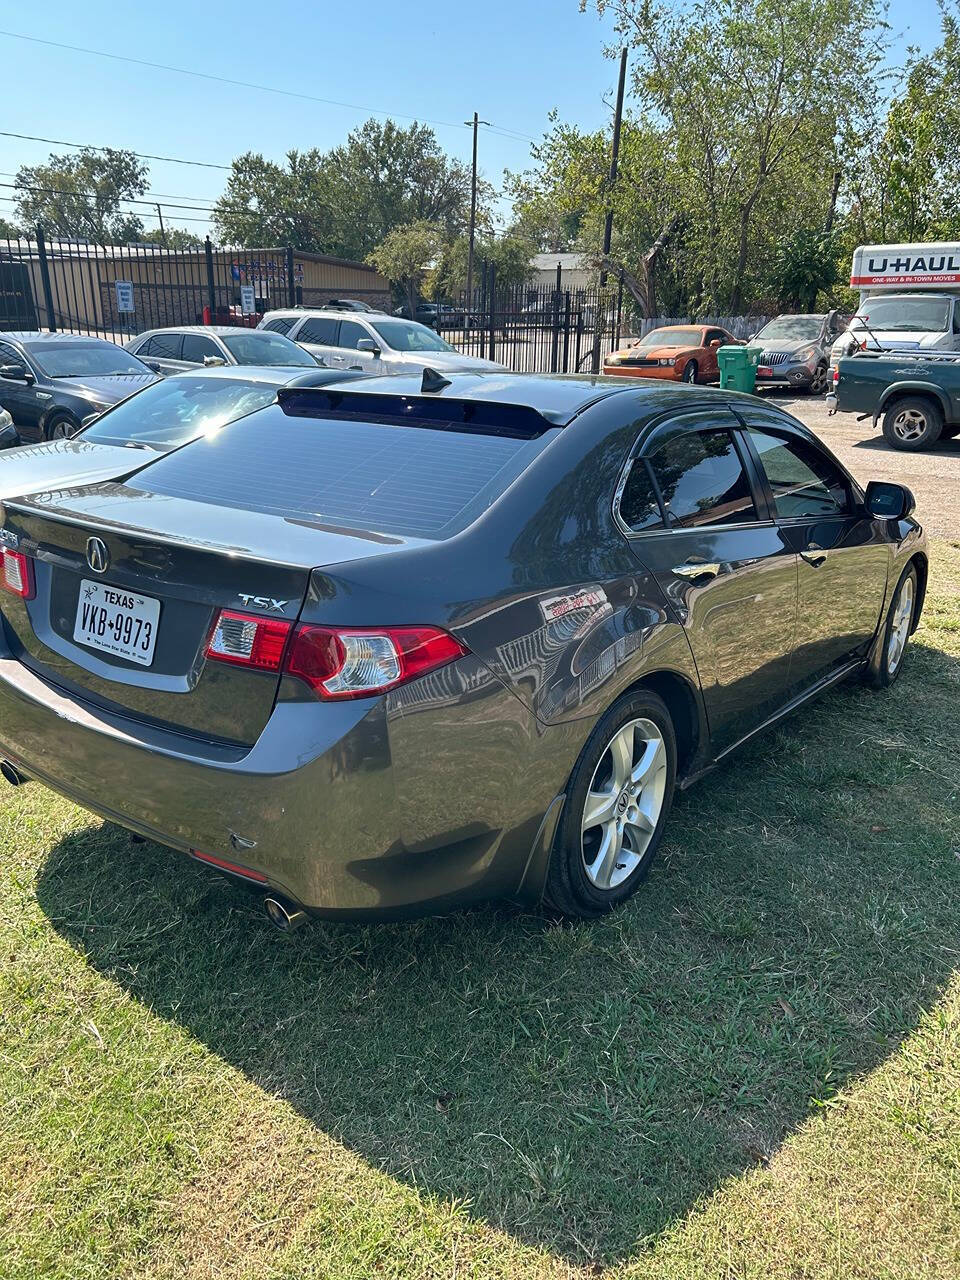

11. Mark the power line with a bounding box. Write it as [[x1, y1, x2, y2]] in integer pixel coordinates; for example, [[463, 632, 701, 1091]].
[[0, 179, 226, 216], [0, 30, 539, 145], [0, 193, 217, 228], [0, 129, 229, 170], [0, 170, 219, 207]]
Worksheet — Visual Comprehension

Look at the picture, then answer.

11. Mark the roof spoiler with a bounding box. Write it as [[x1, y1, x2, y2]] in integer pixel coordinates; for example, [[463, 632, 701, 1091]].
[[276, 386, 563, 438]]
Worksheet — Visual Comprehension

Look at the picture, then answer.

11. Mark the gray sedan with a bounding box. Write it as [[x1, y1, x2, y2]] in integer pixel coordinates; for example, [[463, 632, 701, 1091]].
[[126, 326, 320, 376], [0, 372, 925, 928]]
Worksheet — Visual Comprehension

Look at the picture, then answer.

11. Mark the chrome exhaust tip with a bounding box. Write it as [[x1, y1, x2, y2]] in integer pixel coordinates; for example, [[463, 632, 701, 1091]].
[[263, 894, 308, 932], [1, 760, 27, 786]]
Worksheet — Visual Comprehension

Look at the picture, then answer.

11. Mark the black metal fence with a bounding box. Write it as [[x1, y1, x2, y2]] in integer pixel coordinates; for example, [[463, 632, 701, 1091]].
[[0, 229, 306, 343]]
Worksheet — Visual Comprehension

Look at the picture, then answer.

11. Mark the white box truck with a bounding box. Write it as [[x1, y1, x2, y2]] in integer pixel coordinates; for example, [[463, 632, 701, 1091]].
[[829, 242, 960, 371]]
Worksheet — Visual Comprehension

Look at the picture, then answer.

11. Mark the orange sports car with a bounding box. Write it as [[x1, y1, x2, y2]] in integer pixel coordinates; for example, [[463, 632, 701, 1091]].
[[603, 324, 740, 383]]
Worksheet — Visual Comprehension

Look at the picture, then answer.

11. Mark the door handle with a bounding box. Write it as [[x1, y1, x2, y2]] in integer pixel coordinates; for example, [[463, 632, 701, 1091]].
[[672, 561, 721, 581], [800, 548, 827, 567]]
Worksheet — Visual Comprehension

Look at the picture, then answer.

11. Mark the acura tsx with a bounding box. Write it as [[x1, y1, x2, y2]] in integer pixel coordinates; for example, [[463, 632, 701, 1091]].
[[0, 372, 925, 924]]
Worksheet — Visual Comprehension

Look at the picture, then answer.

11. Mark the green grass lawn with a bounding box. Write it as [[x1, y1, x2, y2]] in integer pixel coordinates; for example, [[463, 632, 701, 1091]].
[[3, 543, 959, 1280]]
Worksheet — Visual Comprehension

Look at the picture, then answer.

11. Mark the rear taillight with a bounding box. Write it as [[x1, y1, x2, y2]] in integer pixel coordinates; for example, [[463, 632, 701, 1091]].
[[284, 624, 468, 700], [1, 549, 34, 599], [206, 609, 292, 670]]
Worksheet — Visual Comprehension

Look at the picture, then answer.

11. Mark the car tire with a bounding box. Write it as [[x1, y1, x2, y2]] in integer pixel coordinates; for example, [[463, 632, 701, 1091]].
[[545, 690, 677, 919], [682, 360, 698, 384], [808, 362, 828, 394], [867, 563, 918, 689], [881, 397, 944, 451], [45, 412, 79, 441]]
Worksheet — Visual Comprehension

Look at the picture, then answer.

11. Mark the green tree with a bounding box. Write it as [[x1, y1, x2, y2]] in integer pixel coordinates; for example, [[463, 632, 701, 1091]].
[[0, 217, 22, 240], [367, 220, 444, 313], [431, 231, 535, 297], [768, 229, 839, 309], [13, 148, 148, 243], [585, 0, 888, 312], [214, 120, 487, 259], [140, 224, 204, 249]]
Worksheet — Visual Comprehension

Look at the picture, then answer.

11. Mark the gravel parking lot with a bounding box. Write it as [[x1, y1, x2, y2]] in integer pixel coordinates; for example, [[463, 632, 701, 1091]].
[[769, 390, 960, 539]]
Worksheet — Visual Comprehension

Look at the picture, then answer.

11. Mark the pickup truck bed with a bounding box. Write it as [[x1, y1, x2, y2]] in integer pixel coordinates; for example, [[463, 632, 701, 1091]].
[[827, 351, 960, 450]]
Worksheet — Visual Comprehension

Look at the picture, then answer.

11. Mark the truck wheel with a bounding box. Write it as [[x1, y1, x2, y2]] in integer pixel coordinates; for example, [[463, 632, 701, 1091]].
[[881, 397, 944, 451]]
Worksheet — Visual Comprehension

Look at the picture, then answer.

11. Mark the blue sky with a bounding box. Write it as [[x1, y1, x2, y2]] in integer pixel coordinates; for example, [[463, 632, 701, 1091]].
[[0, 0, 944, 240]]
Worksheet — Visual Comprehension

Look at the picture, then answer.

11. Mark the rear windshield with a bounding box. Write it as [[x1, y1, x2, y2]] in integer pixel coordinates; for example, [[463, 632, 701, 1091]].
[[132, 405, 552, 538]]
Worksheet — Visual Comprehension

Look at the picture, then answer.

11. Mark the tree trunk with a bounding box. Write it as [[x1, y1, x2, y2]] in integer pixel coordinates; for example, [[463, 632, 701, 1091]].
[[599, 213, 681, 317], [823, 170, 841, 235]]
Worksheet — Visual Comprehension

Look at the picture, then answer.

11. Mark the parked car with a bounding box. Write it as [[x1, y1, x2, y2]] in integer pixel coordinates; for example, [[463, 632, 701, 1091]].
[[258, 308, 505, 374], [0, 332, 158, 441], [126, 326, 319, 376], [392, 301, 459, 330], [0, 408, 19, 450], [318, 298, 381, 313], [604, 325, 739, 383], [827, 349, 960, 450], [0, 372, 925, 927], [752, 311, 848, 394], [0, 364, 368, 498]]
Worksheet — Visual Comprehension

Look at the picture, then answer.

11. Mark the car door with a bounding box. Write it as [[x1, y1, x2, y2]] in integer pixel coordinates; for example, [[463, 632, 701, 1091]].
[[134, 333, 186, 377], [290, 316, 340, 366], [0, 339, 44, 430], [737, 409, 889, 689], [617, 407, 798, 752], [702, 329, 729, 381], [335, 318, 384, 372], [181, 332, 227, 368]]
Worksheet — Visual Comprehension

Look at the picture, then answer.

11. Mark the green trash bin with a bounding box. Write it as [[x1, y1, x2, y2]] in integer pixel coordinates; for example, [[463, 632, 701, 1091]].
[[717, 344, 762, 393]]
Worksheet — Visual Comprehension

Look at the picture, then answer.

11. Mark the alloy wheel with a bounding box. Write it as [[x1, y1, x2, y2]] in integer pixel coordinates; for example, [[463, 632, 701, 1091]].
[[887, 574, 914, 674], [809, 363, 827, 394], [580, 717, 667, 891], [892, 408, 928, 442]]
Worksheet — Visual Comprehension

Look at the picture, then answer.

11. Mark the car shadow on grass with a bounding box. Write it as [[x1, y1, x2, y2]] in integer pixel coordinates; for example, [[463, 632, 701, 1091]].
[[34, 643, 960, 1266]]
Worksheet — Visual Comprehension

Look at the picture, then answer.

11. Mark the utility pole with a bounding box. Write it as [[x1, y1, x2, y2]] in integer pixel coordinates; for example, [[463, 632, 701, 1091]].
[[156, 203, 166, 244], [464, 112, 489, 322], [593, 47, 628, 372]]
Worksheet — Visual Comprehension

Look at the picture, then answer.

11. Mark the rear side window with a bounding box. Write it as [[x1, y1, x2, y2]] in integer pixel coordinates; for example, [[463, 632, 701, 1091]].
[[141, 333, 182, 359], [263, 317, 293, 335], [648, 429, 757, 528], [298, 317, 339, 344], [134, 408, 552, 538], [747, 429, 850, 518], [618, 461, 664, 532]]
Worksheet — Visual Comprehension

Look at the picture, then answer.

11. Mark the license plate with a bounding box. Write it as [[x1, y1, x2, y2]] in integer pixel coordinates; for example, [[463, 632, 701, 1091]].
[[73, 579, 161, 666], [757, 366, 772, 376]]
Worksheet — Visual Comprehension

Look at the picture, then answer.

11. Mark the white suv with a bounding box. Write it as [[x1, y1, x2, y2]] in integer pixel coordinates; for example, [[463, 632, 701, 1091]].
[[258, 309, 505, 375]]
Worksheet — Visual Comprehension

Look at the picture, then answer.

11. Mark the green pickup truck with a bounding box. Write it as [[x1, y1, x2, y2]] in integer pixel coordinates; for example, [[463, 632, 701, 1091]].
[[827, 351, 960, 450]]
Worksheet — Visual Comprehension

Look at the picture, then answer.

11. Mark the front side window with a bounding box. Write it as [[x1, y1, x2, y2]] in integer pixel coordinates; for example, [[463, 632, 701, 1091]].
[[221, 331, 315, 366], [181, 334, 222, 364], [747, 429, 850, 518], [648, 429, 757, 528], [337, 319, 370, 350]]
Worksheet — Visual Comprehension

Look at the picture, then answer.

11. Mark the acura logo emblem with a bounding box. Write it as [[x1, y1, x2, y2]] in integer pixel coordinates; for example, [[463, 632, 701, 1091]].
[[86, 536, 109, 574]]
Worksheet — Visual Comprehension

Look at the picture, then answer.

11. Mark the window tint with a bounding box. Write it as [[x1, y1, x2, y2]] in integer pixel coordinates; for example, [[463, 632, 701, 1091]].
[[81, 376, 280, 448], [136, 410, 550, 538], [181, 333, 222, 364], [297, 317, 339, 344], [141, 333, 182, 360], [337, 319, 369, 350], [648, 429, 757, 528], [263, 317, 293, 335], [221, 330, 315, 366], [748, 429, 850, 518], [618, 460, 664, 532]]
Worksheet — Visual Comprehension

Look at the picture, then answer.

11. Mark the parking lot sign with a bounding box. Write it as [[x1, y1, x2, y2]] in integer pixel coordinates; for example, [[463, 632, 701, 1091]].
[[240, 284, 256, 316], [115, 281, 135, 313]]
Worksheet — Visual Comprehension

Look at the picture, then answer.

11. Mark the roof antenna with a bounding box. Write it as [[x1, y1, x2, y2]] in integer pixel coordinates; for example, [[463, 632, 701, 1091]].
[[421, 366, 452, 393]]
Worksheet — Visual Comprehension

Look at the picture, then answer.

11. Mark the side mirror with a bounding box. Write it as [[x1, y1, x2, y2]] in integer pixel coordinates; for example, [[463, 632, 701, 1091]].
[[203, 354, 227, 367], [865, 480, 915, 520], [0, 362, 32, 383], [356, 338, 381, 356]]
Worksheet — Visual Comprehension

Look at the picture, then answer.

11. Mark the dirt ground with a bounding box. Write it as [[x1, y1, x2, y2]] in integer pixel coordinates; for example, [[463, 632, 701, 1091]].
[[769, 390, 960, 541]]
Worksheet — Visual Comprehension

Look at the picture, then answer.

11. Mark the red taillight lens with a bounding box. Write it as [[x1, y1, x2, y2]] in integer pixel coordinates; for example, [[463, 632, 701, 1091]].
[[205, 610, 292, 670], [1, 549, 34, 599], [190, 849, 268, 883], [284, 624, 468, 700]]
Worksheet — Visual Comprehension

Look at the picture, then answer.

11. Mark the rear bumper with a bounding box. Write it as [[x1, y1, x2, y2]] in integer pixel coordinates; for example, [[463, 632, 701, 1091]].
[[0, 649, 566, 917]]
